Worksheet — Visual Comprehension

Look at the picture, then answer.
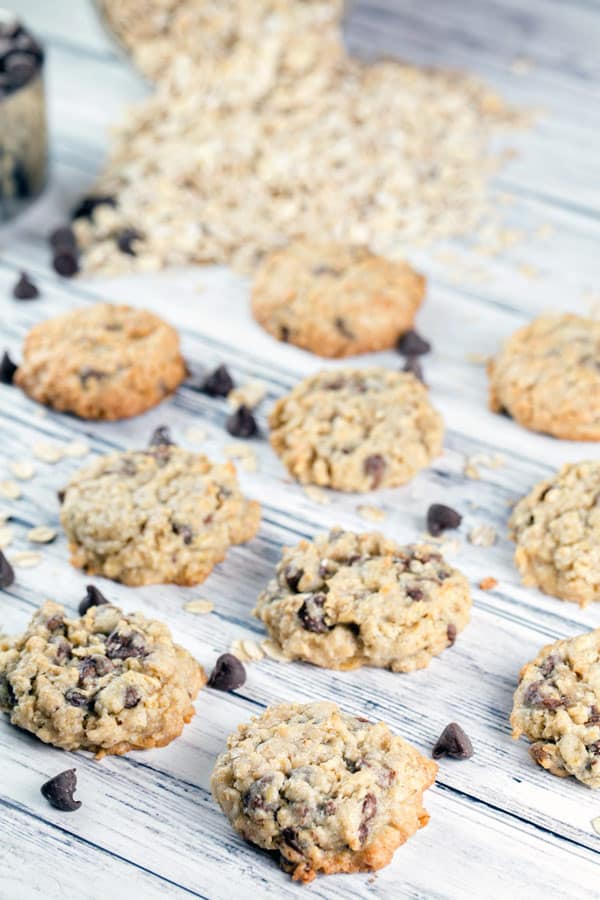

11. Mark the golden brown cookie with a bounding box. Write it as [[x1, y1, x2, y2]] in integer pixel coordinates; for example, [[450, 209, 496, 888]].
[[252, 242, 425, 357], [15, 302, 186, 419], [488, 313, 600, 440]]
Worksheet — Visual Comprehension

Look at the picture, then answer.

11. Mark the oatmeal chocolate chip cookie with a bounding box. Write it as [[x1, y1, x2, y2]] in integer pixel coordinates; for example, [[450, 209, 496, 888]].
[[251, 242, 425, 358], [14, 302, 186, 419], [511, 629, 600, 788], [488, 313, 600, 440], [254, 529, 471, 671], [269, 368, 443, 492], [60, 445, 261, 586], [509, 461, 600, 606], [0, 600, 205, 757], [211, 700, 437, 882]]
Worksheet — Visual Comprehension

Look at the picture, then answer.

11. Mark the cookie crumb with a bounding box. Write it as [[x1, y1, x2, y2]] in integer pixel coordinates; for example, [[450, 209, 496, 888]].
[[479, 576, 498, 591], [357, 504, 387, 522], [469, 524, 497, 547], [183, 598, 214, 615]]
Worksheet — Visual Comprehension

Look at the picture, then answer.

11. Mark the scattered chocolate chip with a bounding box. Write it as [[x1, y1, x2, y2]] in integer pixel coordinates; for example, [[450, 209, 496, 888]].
[[298, 593, 330, 633], [12, 271, 39, 300], [52, 250, 79, 278], [284, 565, 303, 592], [78, 585, 109, 616], [72, 194, 116, 221], [116, 227, 142, 256], [396, 330, 431, 356], [432, 722, 474, 760], [364, 454, 386, 489], [446, 623, 457, 646], [426, 503, 462, 537], [0, 551, 15, 588], [226, 404, 257, 438], [40, 769, 82, 812], [106, 630, 147, 660], [208, 653, 246, 691], [172, 522, 193, 544], [124, 686, 141, 709], [200, 364, 234, 397], [64, 688, 89, 708], [403, 355, 424, 383], [57, 489, 66, 505], [0, 351, 17, 385], [149, 425, 174, 447], [49, 225, 78, 252], [78, 655, 113, 683], [358, 792, 377, 843]]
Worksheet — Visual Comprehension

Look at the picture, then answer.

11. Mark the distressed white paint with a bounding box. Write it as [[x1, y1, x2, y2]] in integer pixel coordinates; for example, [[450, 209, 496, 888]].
[[1, 2, 600, 898]]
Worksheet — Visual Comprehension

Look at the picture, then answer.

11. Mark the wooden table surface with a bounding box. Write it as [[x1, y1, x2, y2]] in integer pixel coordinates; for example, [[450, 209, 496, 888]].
[[1, 2, 600, 898]]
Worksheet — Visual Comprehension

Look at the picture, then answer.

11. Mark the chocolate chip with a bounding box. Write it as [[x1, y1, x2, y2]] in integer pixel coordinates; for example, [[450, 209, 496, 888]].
[[116, 227, 142, 255], [72, 194, 116, 221], [403, 355, 424, 383], [523, 682, 564, 710], [242, 775, 276, 815], [0, 550, 15, 588], [78, 584, 109, 616], [124, 686, 141, 709], [281, 827, 303, 852], [57, 489, 66, 505], [588, 705, 600, 725], [396, 330, 431, 356], [298, 593, 330, 633], [280, 325, 290, 342], [78, 366, 106, 386], [358, 793, 377, 843], [106, 630, 147, 660], [284, 565, 303, 591], [5, 52, 36, 88], [52, 250, 79, 278], [0, 351, 17, 385], [432, 722, 474, 759], [446, 623, 457, 646], [64, 688, 88, 708], [41, 769, 82, 812], [172, 522, 193, 544], [0, 675, 16, 708], [45, 615, 65, 632], [199, 364, 234, 397], [406, 587, 424, 601], [53, 639, 72, 663], [12, 271, 39, 300], [589, 741, 600, 756], [207, 653, 247, 691], [364, 454, 385, 489], [149, 425, 174, 447], [49, 225, 78, 252], [226, 404, 257, 438], [334, 317, 355, 339], [426, 503, 462, 537], [539, 654, 559, 678], [78, 655, 113, 683]]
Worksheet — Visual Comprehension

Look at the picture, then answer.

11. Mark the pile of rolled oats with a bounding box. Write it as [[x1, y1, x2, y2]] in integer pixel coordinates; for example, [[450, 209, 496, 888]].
[[82, 0, 525, 275]]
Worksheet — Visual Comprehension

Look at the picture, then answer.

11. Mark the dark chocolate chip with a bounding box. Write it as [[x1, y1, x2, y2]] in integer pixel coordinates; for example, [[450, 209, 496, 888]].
[[207, 653, 246, 691], [53, 639, 72, 663], [0, 675, 16, 708], [396, 330, 431, 356], [589, 741, 600, 756], [79, 366, 106, 386], [72, 194, 116, 221], [402, 355, 424, 383], [406, 587, 424, 601], [539, 654, 559, 678], [124, 686, 141, 709], [446, 623, 457, 646], [0, 351, 17, 385], [284, 565, 303, 592], [242, 774, 276, 815], [40, 769, 82, 812], [426, 503, 462, 537], [4, 51, 36, 88], [364, 454, 385, 489], [149, 425, 174, 447], [358, 792, 377, 843], [523, 682, 564, 710], [79, 584, 109, 616], [116, 228, 142, 256], [280, 325, 290, 342], [12, 271, 39, 300], [52, 250, 79, 278], [334, 316, 355, 339], [432, 722, 474, 759], [64, 688, 89, 708], [172, 522, 193, 544], [281, 827, 303, 852], [78, 655, 113, 683], [45, 615, 65, 632], [298, 593, 330, 633], [106, 630, 147, 660], [226, 404, 257, 438], [588, 705, 600, 725], [199, 364, 234, 397], [49, 225, 78, 252], [0, 551, 15, 588]]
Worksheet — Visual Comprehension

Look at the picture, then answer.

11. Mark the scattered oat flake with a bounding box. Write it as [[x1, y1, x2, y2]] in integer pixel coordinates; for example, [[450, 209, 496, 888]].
[[479, 576, 498, 591], [223, 442, 255, 459], [33, 442, 64, 463], [466, 352, 489, 365], [184, 426, 207, 444], [0, 526, 14, 549], [28, 526, 57, 544], [184, 599, 214, 615], [228, 379, 267, 410], [469, 524, 497, 547], [240, 454, 258, 472], [230, 639, 250, 662], [357, 505, 386, 522], [63, 439, 90, 458], [591, 816, 600, 836], [303, 485, 330, 505], [9, 460, 35, 480], [0, 480, 21, 500], [241, 639, 264, 661], [10, 551, 42, 568], [518, 263, 539, 279], [510, 57, 533, 76], [261, 639, 291, 662]]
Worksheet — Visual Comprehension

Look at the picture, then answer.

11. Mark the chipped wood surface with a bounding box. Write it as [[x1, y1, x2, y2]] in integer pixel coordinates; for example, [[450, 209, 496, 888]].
[[1, 1, 600, 898]]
